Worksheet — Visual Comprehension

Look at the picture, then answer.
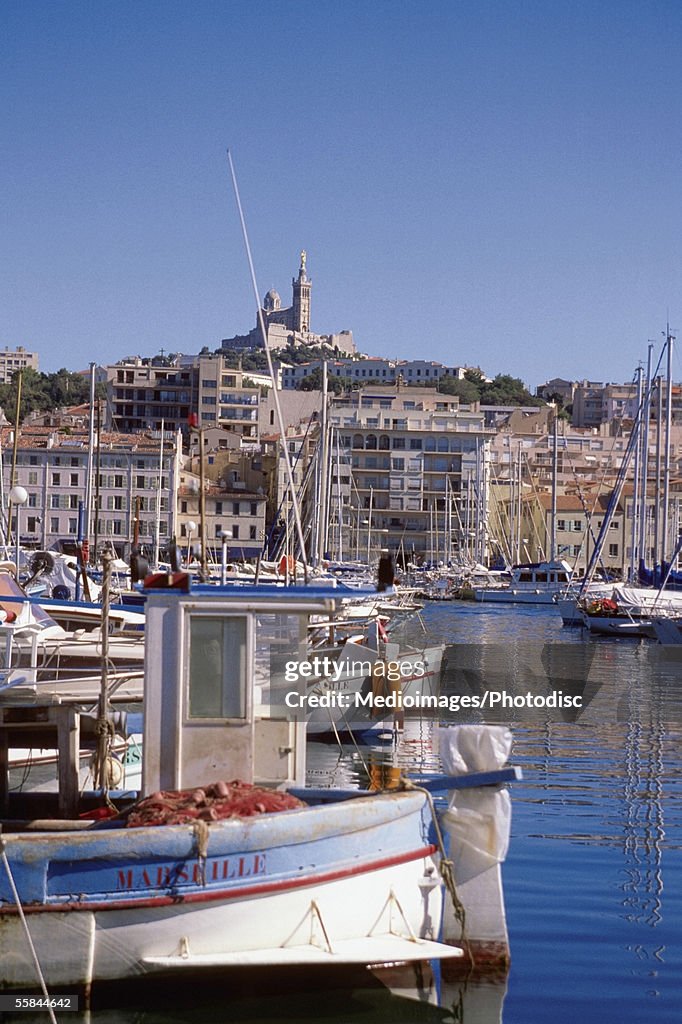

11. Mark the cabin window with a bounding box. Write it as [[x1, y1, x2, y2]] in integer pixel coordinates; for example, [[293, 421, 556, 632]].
[[188, 616, 247, 719], [518, 572, 533, 582], [535, 572, 547, 583]]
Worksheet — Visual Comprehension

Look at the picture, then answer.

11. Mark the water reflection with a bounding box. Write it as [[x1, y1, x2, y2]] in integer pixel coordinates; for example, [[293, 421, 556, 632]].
[[308, 603, 682, 1022], [4, 971, 506, 1024]]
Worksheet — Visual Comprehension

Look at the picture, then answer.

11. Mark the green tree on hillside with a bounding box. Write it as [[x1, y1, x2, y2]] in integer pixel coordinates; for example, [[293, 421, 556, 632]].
[[297, 368, 350, 394], [0, 368, 98, 423], [478, 374, 544, 407], [436, 377, 481, 403]]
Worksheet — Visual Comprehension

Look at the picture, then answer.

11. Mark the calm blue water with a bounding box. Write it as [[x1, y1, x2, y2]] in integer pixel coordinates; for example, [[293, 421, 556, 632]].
[[9, 603, 682, 1023]]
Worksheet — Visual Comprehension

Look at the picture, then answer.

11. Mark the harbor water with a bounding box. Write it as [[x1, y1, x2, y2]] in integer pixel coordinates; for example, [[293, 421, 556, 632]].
[[6, 602, 682, 1023]]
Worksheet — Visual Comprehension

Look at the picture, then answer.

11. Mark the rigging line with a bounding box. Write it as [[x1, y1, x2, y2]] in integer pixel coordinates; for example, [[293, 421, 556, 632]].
[[226, 150, 308, 579], [270, 438, 319, 563], [579, 360, 663, 592], [0, 833, 59, 1024], [263, 412, 317, 559], [561, 450, 610, 580], [575, 359, 664, 590], [519, 450, 547, 561], [486, 461, 513, 564]]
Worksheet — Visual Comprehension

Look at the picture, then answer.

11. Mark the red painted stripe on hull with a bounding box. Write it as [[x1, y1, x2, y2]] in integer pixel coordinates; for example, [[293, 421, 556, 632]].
[[11, 844, 438, 914]]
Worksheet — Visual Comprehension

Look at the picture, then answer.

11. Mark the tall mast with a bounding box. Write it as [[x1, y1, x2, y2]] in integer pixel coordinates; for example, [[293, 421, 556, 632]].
[[153, 419, 164, 570], [662, 326, 674, 565], [653, 375, 663, 571], [7, 369, 22, 549], [227, 150, 308, 579], [84, 362, 96, 563], [317, 360, 329, 563], [638, 343, 654, 574], [550, 407, 558, 562], [629, 365, 643, 581]]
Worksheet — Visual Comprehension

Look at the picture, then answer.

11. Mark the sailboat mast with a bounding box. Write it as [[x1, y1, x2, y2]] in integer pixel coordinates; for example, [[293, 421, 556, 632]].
[[638, 343, 654, 574], [654, 375, 663, 569], [550, 407, 558, 563], [153, 418, 164, 570], [629, 365, 643, 581], [316, 360, 329, 564], [84, 362, 96, 563], [335, 428, 343, 561], [94, 401, 102, 565], [227, 150, 308, 579], [662, 328, 674, 564]]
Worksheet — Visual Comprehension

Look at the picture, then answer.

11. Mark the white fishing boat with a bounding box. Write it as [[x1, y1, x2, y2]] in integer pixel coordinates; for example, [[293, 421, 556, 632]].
[[0, 571, 518, 998], [472, 560, 572, 604]]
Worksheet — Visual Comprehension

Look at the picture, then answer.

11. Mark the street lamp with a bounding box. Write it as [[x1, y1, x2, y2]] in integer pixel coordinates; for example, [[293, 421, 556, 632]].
[[9, 485, 28, 580]]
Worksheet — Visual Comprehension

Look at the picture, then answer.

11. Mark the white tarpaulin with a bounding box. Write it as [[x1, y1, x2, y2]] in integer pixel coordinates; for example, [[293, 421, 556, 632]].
[[437, 725, 513, 883], [437, 724, 512, 775]]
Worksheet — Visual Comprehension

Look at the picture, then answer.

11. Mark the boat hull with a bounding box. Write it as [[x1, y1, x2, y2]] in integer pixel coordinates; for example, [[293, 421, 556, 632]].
[[0, 791, 454, 989], [473, 588, 560, 605], [581, 614, 654, 638]]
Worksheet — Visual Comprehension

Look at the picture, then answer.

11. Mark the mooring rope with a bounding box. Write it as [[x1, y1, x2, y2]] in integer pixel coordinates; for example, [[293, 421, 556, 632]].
[[399, 777, 472, 965], [0, 828, 59, 1024]]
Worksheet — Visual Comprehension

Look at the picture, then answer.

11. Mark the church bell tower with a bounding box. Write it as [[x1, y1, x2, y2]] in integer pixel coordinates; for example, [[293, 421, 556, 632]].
[[292, 250, 311, 333]]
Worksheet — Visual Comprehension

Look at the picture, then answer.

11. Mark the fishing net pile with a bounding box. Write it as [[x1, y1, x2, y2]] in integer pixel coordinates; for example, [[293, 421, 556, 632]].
[[126, 780, 305, 827]]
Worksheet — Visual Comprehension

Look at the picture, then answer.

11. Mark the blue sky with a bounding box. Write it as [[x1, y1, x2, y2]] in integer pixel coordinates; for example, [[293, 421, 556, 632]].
[[3, 0, 682, 388]]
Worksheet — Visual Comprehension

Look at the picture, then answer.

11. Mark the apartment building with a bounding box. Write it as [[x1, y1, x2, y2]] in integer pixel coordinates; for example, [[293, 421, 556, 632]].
[[177, 444, 269, 561], [105, 356, 196, 434], [176, 476, 267, 562], [104, 354, 260, 440], [327, 387, 493, 563], [523, 493, 625, 576], [195, 355, 260, 438], [277, 357, 472, 390], [259, 422, 322, 559], [0, 346, 39, 384], [2, 426, 180, 561]]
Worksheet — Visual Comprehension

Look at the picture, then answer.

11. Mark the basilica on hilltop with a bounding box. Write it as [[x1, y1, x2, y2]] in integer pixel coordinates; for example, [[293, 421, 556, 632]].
[[221, 252, 356, 356]]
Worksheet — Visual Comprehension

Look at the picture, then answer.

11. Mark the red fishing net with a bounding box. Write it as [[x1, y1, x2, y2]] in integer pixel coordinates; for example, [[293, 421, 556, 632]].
[[126, 780, 305, 827]]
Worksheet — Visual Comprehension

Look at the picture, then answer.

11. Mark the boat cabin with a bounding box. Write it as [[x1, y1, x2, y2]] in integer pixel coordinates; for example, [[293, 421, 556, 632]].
[[142, 583, 340, 793], [511, 560, 572, 586]]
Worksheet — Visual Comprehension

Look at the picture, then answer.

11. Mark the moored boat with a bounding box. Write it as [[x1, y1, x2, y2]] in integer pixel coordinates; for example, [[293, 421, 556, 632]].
[[0, 570, 519, 997], [473, 560, 572, 604]]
